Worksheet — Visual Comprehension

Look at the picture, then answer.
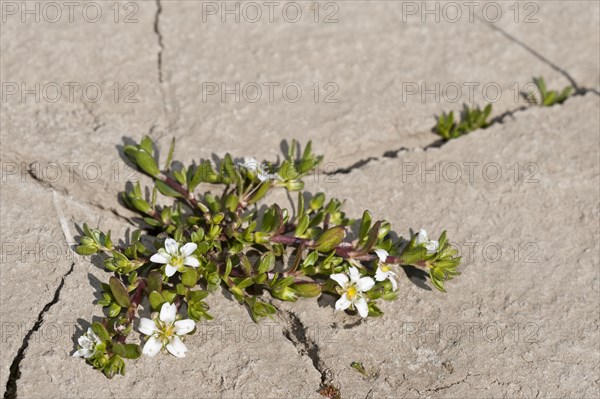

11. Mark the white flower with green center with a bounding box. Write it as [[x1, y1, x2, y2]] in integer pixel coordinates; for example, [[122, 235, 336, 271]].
[[330, 266, 375, 318], [415, 229, 439, 253], [373, 249, 398, 291], [150, 238, 199, 277], [139, 303, 196, 358], [72, 327, 101, 359]]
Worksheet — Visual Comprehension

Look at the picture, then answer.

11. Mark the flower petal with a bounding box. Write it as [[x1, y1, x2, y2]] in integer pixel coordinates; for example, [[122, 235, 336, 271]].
[[415, 229, 428, 245], [356, 277, 375, 292], [426, 240, 439, 253], [348, 266, 361, 283], [335, 293, 352, 311], [184, 256, 200, 268], [86, 327, 99, 342], [374, 249, 389, 263], [374, 267, 387, 282], [390, 276, 398, 291], [160, 302, 177, 324], [329, 273, 349, 288], [138, 318, 158, 336], [243, 158, 259, 171], [165, 264, 178, 277], [174, 319, 196, 335], [355, 297, 369, 318], [180, 242, 197, 257], [150, 252, 169, 264], [73, 348, 92, 358], [257, 172, 268, 182], [164, 238, 179, 255], [142, 336, 162, 357], [78, 335, 90, 347], [166, 336, 188, 358]]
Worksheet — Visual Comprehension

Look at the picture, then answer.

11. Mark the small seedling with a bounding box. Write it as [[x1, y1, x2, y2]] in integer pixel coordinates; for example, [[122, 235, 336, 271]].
[[527, 76, 572, 106], [319, 384, 341, 399], [351, 361, 368, 376], [433, 103, 493, 140], [72, 137, 462, 377]]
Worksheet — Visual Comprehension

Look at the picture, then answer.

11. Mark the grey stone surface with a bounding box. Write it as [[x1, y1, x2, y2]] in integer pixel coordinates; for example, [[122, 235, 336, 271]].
[[488, 0, 600, 92], [284, 93, 599, 398], [159, 0, 586, 166], [0, 0, 599, 397]]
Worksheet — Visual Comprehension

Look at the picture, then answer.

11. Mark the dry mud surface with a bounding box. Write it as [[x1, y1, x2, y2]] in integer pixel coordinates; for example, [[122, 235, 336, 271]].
[[1, 1, 599, 398]]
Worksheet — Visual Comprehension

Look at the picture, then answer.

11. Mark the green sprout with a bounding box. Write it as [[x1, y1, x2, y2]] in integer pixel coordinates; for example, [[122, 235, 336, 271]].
[[73, 137, 462, 377], [433, 103, 493, 140], [527, 76, 572, 106]]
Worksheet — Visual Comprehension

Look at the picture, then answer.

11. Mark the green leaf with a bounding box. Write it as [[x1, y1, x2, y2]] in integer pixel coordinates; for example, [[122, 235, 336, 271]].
[[109, 277, 131, 307], [91, 322, 110, 342], [236, 277, 254, 290], [247, 181, 271, 204], [103, 354, 126, 378], [292, 282, 322, 298], [149, 290, 166, 310], [182, 267, 198, 287], [358, 210, 372, 241], [258, 252, 275, 274], [164, 137, 176, 170], [316, 226, 346, 253], [147, 271, 163, 293], [135, 149, 160, 177], [295, 214, 310, 236], [140, 136, 154, 153], [187, 289, 209, 302], [303, 251, 319, 267], [225, 194, 239, 212], [430, 267, 447, 292], [108, 303, 122, 317], [155, 179, 182, 197], [161, 290, 177, 303], [310, 193, 325, 211], [360, 221, 381, 254], [76, 244, 97, 255], [112, 343, 142, 359]]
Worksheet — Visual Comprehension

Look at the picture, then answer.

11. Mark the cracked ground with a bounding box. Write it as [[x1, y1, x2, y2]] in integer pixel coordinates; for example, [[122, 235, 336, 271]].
[[1, 1, 599, 398]]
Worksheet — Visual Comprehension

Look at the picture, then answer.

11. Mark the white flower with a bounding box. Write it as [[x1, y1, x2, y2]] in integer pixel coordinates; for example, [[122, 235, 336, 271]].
[[150, 238, 199, 277], [72, 327, 101, 359], [373, 249, 398, 291], [238, 157, 282, 182], [139, 302, 196, 358], [415, 229, 439, 253], [330, 266, 375, 318]]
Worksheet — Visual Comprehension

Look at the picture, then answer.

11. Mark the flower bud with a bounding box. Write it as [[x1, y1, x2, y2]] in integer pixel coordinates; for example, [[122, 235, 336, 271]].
[[291, 282, 322, 298], [254, 231, 271, 244], [272, 286, 298, 302]]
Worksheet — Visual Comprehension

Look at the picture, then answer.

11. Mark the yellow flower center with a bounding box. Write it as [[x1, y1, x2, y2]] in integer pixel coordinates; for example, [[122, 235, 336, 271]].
[[170, 255, 184, 268], [381, 264, 390, 272], [156, 320, 176, 344], [346, 286, 357, 299]]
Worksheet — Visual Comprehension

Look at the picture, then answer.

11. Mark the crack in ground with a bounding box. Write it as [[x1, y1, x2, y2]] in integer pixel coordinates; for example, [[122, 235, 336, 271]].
[[26, 166, 135, 226], [279, 310, 331, 386], [325, 19, 598, 176], [478, 16, 599, 97], [478, 16, 580, 91], [328, 156, 379, 175], [328, 89, 597, 174], [151, 0, 181, 135], [153, 0, 164, 84], [411, 372, 477, 395], [3, 263, 75, 399]]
